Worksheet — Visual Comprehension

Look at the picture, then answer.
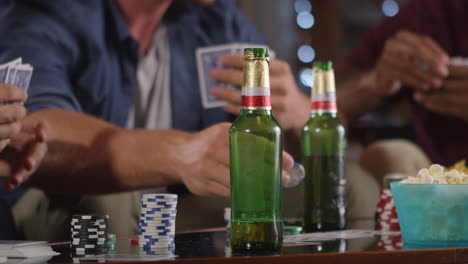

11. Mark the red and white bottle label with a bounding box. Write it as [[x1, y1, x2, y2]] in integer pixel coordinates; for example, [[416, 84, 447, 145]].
[[241, 87, 271, 109], [311, 92, 337, 113]]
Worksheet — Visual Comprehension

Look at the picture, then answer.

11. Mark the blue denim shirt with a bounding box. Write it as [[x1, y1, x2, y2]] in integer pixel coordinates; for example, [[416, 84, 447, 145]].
[[0, 0, 264, 210], [0, 0, 265, 130]]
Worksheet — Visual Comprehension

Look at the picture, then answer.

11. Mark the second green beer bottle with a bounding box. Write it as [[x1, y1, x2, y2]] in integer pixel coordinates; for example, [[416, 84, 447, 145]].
[[230, 48, 283, 253], [302, 61, 347, 232]]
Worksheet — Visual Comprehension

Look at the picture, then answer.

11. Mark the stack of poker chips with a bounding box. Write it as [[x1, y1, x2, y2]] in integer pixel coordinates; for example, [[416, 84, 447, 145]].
[[71, 215, 109, 256], [106, 233, 116, 251], [375, 189, 400, 232], [139, 194, 177, 250]]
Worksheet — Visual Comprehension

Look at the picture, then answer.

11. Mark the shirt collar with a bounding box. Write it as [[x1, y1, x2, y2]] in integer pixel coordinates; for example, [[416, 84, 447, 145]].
[[105, 0, 136, 44]]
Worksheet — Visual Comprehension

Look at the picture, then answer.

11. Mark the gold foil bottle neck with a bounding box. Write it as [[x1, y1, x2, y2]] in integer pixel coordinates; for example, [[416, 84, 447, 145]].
[[243, 51, 270, 88], [312, 68, 336, 95]]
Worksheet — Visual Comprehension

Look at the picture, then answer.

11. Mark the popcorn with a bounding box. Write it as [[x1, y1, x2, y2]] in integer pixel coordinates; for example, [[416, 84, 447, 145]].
[[420, 174, 434, 184], [428, 164, 444, 176], [401, 176, 418, 184], [445, 170, 461, 184], [401, 163, 468, 184]]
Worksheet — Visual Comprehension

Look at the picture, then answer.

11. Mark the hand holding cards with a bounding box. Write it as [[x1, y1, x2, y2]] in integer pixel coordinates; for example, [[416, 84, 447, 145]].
[[196, 43, 273, 109], [0, 57, 33, 104]]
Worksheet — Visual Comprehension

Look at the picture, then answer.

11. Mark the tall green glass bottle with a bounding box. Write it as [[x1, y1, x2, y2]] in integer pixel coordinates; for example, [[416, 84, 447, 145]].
[[230, 48, 283, 252], [302, 61, 347, 232]]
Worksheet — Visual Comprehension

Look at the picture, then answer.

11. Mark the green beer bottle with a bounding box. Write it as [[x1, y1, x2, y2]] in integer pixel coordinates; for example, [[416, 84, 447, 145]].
[[302, 61, 347, 232], [229, 48, 283, 252]]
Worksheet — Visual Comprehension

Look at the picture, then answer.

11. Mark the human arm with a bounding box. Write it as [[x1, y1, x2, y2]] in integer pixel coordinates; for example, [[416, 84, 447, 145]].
[[17, 109, 293, 196], [336, 30, 450, 125]]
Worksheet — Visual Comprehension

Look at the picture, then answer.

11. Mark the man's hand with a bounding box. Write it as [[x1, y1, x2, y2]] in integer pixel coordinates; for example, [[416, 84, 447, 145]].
[[414, 65, 468, 122], [373, 30, 450, 96], [178, 122, 294, 197], [210, 54, 310, 132], [0, 84, 28, 151], [0, 119, 47, 190]]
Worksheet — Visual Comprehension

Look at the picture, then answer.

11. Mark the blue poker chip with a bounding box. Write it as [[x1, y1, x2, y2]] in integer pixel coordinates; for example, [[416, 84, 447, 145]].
[[141, 219, 174, 224], [139, 222, 174, 228], [141, 204, 176, 209], [140, 214, 174, 219], [141, 197, 177, 202], [140, 242, 175, 248], [139, 234, 175, 240], [138, 230, 175, 236], [140, 208, 177, 213], [140, 216, 176, 222]]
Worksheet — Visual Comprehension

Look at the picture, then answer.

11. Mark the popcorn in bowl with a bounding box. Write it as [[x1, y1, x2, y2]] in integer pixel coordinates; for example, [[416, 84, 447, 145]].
[[391, 160, 468, 246], [401, 161, 468, 184]]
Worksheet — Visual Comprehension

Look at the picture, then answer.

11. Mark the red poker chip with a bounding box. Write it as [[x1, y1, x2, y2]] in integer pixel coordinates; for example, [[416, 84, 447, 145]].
[[130, 238, 139, 246]]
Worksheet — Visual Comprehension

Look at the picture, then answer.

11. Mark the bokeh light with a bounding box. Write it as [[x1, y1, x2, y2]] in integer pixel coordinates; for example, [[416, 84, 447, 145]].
[[382, 0, 399, 17], [299, 68, 314, 87], [294, 0, 312, 14], [296, 12, 315, 29], [297, 45, 316, 63]]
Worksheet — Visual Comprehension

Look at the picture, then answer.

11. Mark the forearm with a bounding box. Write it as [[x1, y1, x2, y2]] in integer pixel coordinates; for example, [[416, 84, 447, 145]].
[[26, 109, 189, 194], [336, 65, 384, 125]]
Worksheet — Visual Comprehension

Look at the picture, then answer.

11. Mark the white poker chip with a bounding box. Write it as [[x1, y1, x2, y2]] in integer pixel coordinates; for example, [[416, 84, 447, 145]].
[[142, 193, 178, 198], [139, 237, 175, 241], [139, 243, 175, 248]]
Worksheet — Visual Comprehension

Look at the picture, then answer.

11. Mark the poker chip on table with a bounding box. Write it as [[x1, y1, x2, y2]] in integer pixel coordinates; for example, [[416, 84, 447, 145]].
[[139, 194, 178, 249], [70, 214, 109, 256], [375, 189, 400, 231]]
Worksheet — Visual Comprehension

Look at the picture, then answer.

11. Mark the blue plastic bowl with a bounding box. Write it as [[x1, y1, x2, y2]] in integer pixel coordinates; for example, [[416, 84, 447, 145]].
[[390, 182, 468, 247]]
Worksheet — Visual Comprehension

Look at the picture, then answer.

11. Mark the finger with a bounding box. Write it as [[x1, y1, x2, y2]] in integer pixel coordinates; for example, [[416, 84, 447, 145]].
[[442, 79, 468, 93], [382, 51, 443, 88], [220, 53, 244, 69], [379, 61, 430, 92], [0, 104, 26, 124], [394, 31, 449, 76], [269, 59, 291, 76], [282, 151, 294, 170], [0, 160, 13, 178], [210, 68, 243, 87], [4, 178, 15, 191], [0, 121, 21, 140], [281, 169, 291, 186], [448, 65, 468, 79], [414, 92, 468, 118], [269, 76, 289, 96], [0, 84, 27, 102], [211, 86, 241, 105], [23, 137, 47, 172], [10, 120, 47, 150], [0, 139, 10, 152], [206, 180, 230, 197], [223, 104, 241, 115]]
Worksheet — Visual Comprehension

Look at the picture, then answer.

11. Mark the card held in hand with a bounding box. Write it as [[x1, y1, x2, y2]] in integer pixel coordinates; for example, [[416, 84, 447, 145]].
[[196, 43, 273, 109]]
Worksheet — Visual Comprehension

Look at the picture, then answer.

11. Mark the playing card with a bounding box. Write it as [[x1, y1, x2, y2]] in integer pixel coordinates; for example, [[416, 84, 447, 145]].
[[0, 57, 33, 105], [12, 64, 33, 91], [0, 57, 22, 83], [196, 44, 237, 109], [196, 43, 275, 109]]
